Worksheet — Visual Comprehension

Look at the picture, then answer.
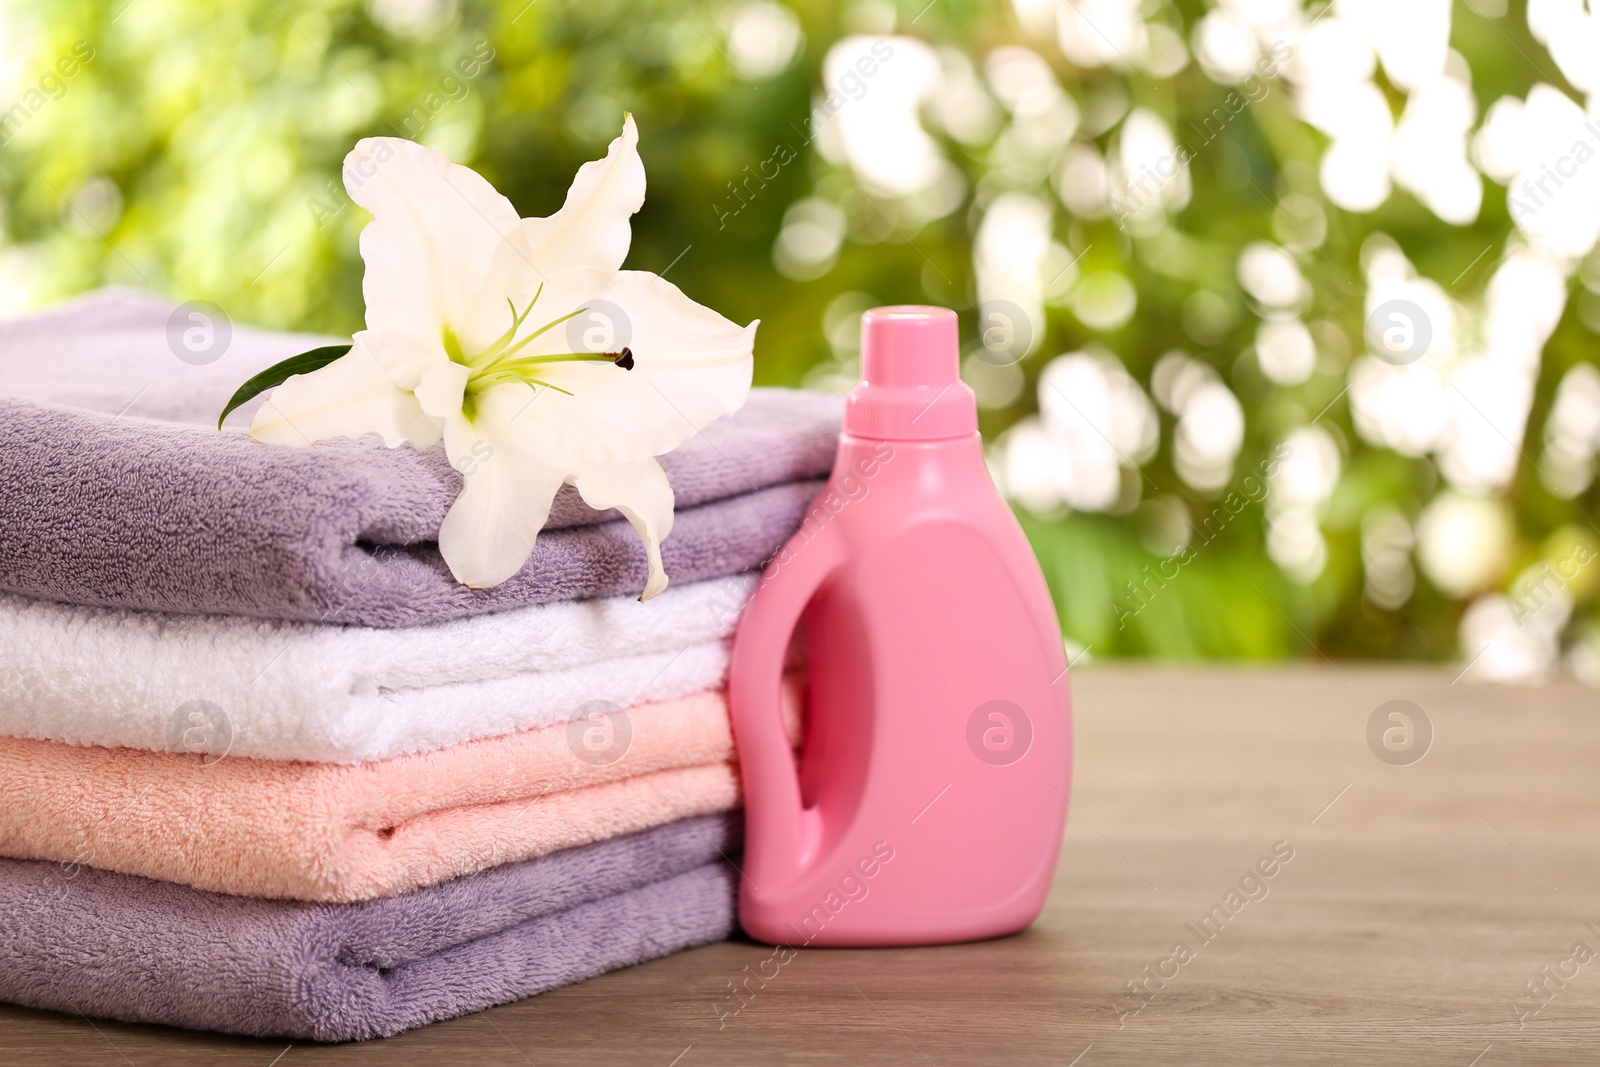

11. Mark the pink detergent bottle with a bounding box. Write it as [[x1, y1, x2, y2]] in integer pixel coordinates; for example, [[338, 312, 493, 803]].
[[729, 305, 1072, 947]]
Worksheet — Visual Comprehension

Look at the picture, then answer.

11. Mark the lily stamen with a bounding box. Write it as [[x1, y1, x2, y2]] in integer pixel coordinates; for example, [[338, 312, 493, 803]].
[[486, 349, 633, 370], [474, 304, 590, 373], [465, 349, 631, 397], [483, 286, 544, 359]]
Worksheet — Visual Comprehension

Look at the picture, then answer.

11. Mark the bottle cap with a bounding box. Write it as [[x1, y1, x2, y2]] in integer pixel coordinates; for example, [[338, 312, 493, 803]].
[[845, 305, 978, 440]]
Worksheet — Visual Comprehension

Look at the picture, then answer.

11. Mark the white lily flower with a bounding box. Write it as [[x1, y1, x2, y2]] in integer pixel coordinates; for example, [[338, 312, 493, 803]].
[[249, 117, 756, 599]]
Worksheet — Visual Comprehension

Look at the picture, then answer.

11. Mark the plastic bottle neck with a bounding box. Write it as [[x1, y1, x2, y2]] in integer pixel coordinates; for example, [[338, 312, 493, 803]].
[[842, 382, 978, 441], [844, 305, 977, 441]]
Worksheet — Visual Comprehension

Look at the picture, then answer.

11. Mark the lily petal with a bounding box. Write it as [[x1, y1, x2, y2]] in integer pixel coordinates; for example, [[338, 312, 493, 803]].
[[343, 137, 534, 382], [572, 456, 677, 601], [513, 114, 645, 278], [248, 341, 441, 449], [351, 327, 448, 393], [435, 383, 567, 588], [499, 267, 756, 465], [414, 361, 470, 423]]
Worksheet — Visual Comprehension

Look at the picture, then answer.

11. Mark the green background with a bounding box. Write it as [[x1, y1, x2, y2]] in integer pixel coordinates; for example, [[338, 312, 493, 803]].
[[1, 0, 1595, 666]]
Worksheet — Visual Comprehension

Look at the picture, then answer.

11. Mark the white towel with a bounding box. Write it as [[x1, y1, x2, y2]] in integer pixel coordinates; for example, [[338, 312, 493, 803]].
[[0, 574, 754, 763]]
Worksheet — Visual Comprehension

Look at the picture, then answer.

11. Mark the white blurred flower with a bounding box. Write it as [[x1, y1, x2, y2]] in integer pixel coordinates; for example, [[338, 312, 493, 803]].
[[986, 47, 1081, 187], [774, 197, 847, 280], [1274, 192, 1329, 251], [1175, 379, 1245, 492], [1291, 18, 1392, 211], [1347, 259, 1460, 456], [1237, 242, 1305, 309], [1390, 73, 1481, 224], [1348, 246, 1563, 493], [1055, 143, 1111, 218], [1349, 0, 1451, 92], [1415, 491, 1513, 598], [1193, 10, 1259, 83], [1570, 623, 1600, 687], [1151, 350, 1217, 414], [1009, 0, 1055, 39], [725, 0, 803, 80], [963, 352, 1026, 409], [1289, 3, 1479, 222], [1486, 84, 1600, 261], [1110, 108, 1190, 233], [1350, 357, 1454, 456], [1527, 0, 1600, 95], [1220, 0, 1300, 34], [1540, 363, 1600, 497], [1042, 240, 1085, 299], [0, 246, 42, 317], [822, 36, 944, 196], [1366, 265, 1461, 358], [1057, 0, 1148, 70], [1038, 351, 1160, 464], [999, 418, 1075, 514], [901, 159, 969, 226], [367, 0, 457, 37], [0, 5, 34, 108], [1266, 426, 1340, 583], [974, 191, 1052, 356], [985, 45, 1062, 116], [1484, 247, 1569, 369], [1436, 252, 1566, 490], [1457, 586, 1569, 683], [1362, 504, 1416, 609], [1255, 316, 1316, 385], [931, 48, 1002, 145], [1142, 23, 1191, 78], [1196, 0, 1297, 82], [1266, 507, 1327, 583], [1321, 138, 1396, 212], [1290, 17, 1374, 86], [1314, 86, 1394, 212], [999, 350, 1158, 513], [1012, 0, 1179, 75], [1472, 95, 1528, 181], [1271, 425, 1341, 507], [1442, 358, 1536, 491]]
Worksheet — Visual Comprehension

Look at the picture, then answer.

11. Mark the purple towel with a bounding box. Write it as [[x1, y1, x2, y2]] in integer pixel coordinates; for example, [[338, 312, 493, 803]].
[[0, 814, 739, 1041], [0, 290, 840, 627]]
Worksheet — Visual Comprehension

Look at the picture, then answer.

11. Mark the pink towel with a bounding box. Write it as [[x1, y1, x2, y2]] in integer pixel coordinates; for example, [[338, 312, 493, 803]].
[[0, 682, 801, 902]]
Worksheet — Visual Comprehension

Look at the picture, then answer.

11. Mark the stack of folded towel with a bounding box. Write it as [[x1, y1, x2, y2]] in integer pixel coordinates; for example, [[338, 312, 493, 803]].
[[0, 291, 836, 1040]]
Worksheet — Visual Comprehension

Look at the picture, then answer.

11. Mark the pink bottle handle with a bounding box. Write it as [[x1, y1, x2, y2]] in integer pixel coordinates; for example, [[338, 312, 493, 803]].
[[730, 519, 844, 877]]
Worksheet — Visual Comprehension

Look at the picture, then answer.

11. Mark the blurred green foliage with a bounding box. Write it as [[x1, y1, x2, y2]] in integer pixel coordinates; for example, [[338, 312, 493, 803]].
[[0, 0, 1595, 665]]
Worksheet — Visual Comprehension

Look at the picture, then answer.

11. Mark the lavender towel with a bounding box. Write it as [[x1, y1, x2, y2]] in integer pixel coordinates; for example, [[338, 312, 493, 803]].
[[0, 290, 839, 626], [0, 814, 739, 1041]]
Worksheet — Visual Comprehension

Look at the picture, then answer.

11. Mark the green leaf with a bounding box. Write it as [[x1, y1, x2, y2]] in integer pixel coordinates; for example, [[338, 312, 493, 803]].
[[217, 344, 352, 430]]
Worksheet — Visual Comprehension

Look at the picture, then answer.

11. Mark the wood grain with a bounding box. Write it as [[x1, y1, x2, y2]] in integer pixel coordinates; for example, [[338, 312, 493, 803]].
[[2, 665, 1597, 1065]]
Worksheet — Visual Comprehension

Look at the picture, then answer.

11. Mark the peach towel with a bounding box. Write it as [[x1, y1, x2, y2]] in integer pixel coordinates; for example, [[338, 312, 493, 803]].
[[0, 682, 800, 903]]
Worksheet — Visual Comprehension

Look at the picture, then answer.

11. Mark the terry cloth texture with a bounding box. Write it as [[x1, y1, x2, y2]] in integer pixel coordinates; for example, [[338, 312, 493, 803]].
[[0, 680, 801, 902], [0, 573, 755, 763], [0, 814, 740, 1041], [0, 289, 840, 626]]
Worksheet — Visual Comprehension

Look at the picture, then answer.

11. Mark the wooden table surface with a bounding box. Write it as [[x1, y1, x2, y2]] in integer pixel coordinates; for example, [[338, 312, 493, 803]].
[[2, 665, 1596, 1065]]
